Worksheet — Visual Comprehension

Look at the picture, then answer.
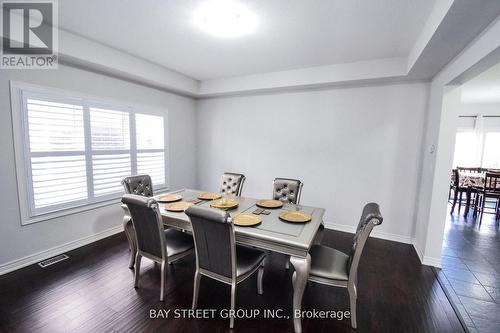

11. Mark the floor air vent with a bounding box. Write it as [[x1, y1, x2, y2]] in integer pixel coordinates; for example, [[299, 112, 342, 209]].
[[38, 254, 69, 268]]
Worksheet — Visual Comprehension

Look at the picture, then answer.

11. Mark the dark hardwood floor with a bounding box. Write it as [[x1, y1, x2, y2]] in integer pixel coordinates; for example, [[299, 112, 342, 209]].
[[0, 229, 464, 333]]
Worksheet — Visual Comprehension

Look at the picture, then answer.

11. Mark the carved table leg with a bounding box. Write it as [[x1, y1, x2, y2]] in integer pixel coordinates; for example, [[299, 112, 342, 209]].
[[290, 254, 311, 333]]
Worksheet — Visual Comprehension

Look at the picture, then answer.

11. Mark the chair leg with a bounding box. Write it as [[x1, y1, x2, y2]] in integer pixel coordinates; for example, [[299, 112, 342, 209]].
[[160, 260, 166, 302], [134, 253, 142, 288], [451, 188, 458, 213], [495, 199, 500, 220], [458, 192, 463, 212], [129, 248, 137, 269], [480, 195, 486, 225], [473, 193, 480, 218], [230, 282, 236, 329], [192, 269, 201, 310], [257, 261, 264, 295], [348, 286, 357, 329], [123, 219, 137, 269]]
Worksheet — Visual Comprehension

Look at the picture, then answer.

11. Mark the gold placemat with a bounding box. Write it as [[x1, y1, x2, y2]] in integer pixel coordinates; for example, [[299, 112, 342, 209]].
[[157, 194, 182, 203], [210, 198, 239, 210], [279, 211, 312, 223], [198, 192, 222, 200], [165, 201, 193, 212], [256, 199, 283, 209], [233, 214, 261, 226]]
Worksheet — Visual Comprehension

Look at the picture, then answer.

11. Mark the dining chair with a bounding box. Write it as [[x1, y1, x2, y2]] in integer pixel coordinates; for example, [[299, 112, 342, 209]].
[[304, 202, 383, 329], [476, 172, 500, 223], [272, 178, 313, 269], [121, 194, 194, 301], [220, 172, 246, 196], [121, 175, 154, 269], [185, 205, 266, 329], [272, 177, 303, 204], [453, 167, 482, 216]]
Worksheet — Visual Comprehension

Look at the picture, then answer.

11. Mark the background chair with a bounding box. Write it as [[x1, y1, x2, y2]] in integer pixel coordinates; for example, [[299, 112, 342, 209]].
[[121, 194, 193, 301], [476, 172, 500, 223], [305, 202, 383, 329], [452, 167, 482, 216], [220, 172, 246, 196], [185, 205, 265, 329], [121, 175, 154, 269], [272, 178, 312, 269], [272, 177, 303, 204]]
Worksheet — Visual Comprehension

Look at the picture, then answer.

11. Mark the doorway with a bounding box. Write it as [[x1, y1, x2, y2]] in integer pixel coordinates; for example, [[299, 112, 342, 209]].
[[438, 62, 500, 333]]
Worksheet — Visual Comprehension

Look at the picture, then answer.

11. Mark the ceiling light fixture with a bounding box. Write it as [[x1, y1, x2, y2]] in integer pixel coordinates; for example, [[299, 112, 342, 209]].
[[194, 0, 257, 38]]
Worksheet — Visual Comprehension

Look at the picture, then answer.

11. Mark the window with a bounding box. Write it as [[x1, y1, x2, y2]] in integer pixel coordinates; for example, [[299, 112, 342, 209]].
[[18, 88, 167, 218], [452, 131, 478, 167], [452, 116, 500, 169], [482, 132, 500, 169], [135, 114, 165, 186]]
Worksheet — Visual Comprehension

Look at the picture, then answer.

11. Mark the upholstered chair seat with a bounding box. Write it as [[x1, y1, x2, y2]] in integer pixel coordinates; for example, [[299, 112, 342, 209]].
[[235, 246, 267, 277], [309, 245, 349, 281], [220, 172, 246, 196], [164, 229, 194, 257]]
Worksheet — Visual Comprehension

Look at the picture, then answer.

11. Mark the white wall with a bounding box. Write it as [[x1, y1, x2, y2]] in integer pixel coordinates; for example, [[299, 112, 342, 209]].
[[196, 83, 429, 243], [0, 65, 197, 273], [460, 102, 500, 116], [414, 16, 500, 267]]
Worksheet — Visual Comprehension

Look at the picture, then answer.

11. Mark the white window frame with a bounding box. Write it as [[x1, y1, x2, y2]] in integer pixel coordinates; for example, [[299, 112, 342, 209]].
[[10, 81, 170, 225]]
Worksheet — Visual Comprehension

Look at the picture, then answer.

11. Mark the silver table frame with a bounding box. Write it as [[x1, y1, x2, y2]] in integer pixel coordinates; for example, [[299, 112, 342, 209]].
[[125, 189, 325, 332]]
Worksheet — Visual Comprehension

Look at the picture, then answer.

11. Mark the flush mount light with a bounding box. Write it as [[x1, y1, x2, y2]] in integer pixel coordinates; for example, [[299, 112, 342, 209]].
[[194, 0, 257, 38]]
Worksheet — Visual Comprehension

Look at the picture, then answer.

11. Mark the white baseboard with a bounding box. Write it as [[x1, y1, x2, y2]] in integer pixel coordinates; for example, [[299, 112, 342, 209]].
[[410, 238, 442, 268], [422, 256, 442, 268], [412, 240, 425, 262], [324, 221, 413, 244], [0, 225, 123, 276]]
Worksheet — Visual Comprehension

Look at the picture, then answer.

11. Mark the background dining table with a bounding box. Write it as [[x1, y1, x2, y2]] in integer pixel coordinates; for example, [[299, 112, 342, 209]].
[[153, 189, 325, 333]]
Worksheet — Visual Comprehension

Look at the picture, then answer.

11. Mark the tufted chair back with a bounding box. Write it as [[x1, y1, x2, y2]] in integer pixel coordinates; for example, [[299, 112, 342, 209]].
[[272, 178, 303, 204], [220, 172, 246, 196], [121, 175, 154, 197], [121, 194, 166, 259], [347, 203, 383, 278], [185, 205, 236, 279]]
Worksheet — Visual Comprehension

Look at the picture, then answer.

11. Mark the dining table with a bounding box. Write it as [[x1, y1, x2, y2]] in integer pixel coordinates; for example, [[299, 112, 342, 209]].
[[152, 188, 325, 333]]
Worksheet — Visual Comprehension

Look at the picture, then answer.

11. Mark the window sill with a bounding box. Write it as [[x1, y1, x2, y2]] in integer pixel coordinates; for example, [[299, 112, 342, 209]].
[[21, 198, 122, 226], [21, 187, 168, 226]]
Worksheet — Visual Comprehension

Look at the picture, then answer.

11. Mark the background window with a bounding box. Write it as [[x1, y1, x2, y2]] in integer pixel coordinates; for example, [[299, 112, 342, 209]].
[[452, 131, 478, 167], [482, 132, 500, 169], [90, 107, 131, 197], [21, 91, 167, 217], [135, 113, 165, 187], [26, 98, 88, 210]]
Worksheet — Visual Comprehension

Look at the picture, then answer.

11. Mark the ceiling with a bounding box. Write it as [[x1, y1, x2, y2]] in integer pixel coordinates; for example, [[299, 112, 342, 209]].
[[462, 62, 500, 104], [59, 0, 436, 80]]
